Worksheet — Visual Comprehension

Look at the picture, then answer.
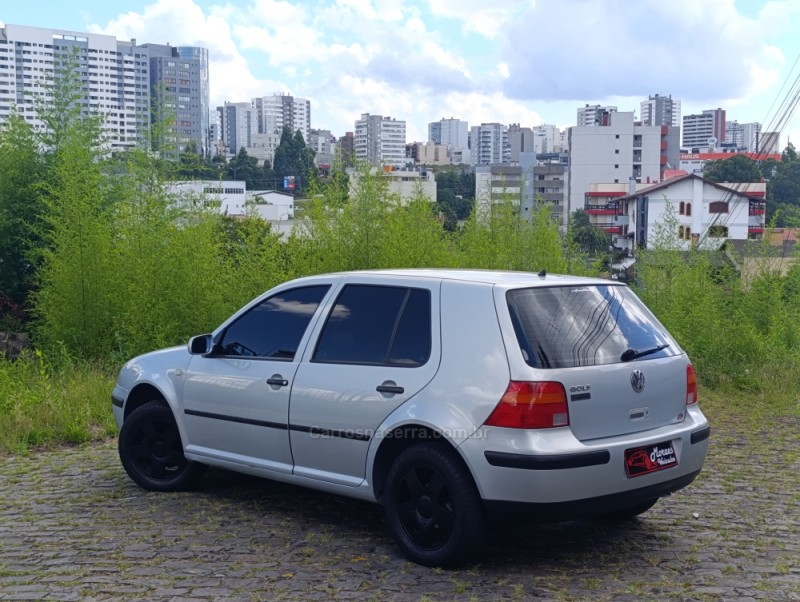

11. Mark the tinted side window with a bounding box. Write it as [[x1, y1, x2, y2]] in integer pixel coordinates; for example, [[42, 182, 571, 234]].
[[507, 285, 677, 368], [389, 289, 431, 366], [218, 285, 329, 359], [313, 285, 431, 366]]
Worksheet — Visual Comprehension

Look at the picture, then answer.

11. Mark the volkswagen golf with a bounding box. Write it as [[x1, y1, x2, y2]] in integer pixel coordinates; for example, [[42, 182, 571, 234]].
[[112, 269, 710, 566]]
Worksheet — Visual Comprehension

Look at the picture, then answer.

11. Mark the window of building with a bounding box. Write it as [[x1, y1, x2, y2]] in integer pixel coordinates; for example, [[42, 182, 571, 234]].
[[686, 203, 692, 216], [709, 201, 728, 214], [708, 225, 728, 237], [679, 202, 685, 215]]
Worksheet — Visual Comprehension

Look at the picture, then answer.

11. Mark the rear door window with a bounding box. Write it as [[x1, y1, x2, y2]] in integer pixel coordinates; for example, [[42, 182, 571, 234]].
[[313, 285, 431, 366], [506, 285, 678, 368]]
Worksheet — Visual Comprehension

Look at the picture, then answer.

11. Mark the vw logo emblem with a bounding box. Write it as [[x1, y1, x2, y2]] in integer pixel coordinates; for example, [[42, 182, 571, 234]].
[[630, 370, 646, 393]]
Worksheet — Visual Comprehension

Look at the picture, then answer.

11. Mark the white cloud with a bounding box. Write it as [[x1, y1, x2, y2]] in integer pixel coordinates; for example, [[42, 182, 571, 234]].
[[425, 0, 528, 38]]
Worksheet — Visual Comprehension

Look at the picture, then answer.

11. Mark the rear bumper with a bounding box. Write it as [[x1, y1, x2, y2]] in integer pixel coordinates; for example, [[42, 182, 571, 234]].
[[458, 405, 709, 507], [483, 469, 701, 521]]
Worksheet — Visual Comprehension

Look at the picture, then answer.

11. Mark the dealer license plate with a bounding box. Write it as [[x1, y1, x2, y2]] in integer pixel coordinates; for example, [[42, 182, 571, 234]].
[[624, 440, 678, 477]]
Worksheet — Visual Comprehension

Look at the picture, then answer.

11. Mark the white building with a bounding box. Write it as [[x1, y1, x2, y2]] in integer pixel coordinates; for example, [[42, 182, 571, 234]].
[[0, 24, 151, 152], [348, 167, 436, 204], [167, 180, 295, 221], [725, 121, 762, 152], [532, 125, 566, 154], [469, 123, 510, 166], [253, 94, 310, 142], [683, 108, 726, 148], [248, 190, 295, 221], [428, 118, 470, 164], [612, 174, 766, 252], [567, 111, 680, 218], [640, 94, 681, 127], [354, 113, 407, 167], [577, 104, 617, 126]]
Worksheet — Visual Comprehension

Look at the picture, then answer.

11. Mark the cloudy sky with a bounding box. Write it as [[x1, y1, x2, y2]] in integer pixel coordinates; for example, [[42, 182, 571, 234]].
[[3, 0, 800, 146]]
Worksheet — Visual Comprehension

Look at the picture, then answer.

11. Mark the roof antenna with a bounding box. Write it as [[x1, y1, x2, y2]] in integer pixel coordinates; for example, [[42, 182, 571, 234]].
[[538, 269, 546, 278]]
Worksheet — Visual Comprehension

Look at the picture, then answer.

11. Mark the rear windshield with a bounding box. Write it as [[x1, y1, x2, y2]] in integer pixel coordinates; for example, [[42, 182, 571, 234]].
[[506, 285, 679, 368]]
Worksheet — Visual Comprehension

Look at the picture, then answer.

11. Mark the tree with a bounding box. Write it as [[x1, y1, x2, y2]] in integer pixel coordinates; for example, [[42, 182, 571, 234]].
[[703, 154, 763, 183], [273, 127, 316, 195], [225, 147, 261, 189], [568, 209, 612, 255], [174, 146, 222, 180], [0, 112, 45, 317]]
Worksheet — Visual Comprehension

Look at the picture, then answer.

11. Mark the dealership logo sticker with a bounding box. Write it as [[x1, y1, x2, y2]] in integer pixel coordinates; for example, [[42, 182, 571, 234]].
[[625, 441, 678, 477]]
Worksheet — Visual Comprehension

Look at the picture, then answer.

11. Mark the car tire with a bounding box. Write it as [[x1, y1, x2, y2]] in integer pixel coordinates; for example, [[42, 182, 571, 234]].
[[598, 497, 659, 520], [383, 442, 487, 567], [118, 400, 206, 492]]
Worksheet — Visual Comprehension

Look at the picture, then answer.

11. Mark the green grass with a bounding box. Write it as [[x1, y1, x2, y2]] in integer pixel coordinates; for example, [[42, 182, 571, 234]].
[[0, 351, 116, 454]]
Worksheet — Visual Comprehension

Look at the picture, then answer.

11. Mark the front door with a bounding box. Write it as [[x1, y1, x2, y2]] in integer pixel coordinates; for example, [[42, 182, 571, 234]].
[[182, 284, 331, 474]]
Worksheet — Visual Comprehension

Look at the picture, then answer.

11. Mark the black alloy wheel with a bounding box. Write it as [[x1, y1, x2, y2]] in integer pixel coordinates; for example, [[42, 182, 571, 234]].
[[118, 400, 206, 492], [384, 442, 487, 567]]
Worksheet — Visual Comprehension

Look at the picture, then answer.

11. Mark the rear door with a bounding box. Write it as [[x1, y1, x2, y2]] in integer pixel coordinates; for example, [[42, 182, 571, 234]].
[[289, 280, 441, 486], [504, 284, 687, 441]]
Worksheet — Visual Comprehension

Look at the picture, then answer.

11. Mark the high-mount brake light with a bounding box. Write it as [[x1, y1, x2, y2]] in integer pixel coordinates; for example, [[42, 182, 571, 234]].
[[485, 381, 569, 429], [686, 364, 698, 405]]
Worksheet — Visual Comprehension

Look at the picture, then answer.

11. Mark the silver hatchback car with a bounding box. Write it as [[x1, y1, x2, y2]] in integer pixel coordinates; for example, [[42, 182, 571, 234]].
[[113, 269, 709, 566]]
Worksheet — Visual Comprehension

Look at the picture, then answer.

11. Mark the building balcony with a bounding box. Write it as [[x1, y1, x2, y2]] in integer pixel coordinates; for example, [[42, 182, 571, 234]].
[[602, 226, 622, 234], [748, 227, 765, 234], [749, 208, 766, 216], [586, 208, 618, 215]]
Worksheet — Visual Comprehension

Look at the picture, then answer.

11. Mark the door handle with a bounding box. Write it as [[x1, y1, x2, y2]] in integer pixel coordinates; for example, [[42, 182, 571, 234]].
[[376, 383, 404, 395], [267, 376, 289, 387]]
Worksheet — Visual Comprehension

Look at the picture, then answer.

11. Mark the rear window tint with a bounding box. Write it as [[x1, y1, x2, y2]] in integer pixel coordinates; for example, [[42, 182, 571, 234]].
[[507, 285, 678, 368]]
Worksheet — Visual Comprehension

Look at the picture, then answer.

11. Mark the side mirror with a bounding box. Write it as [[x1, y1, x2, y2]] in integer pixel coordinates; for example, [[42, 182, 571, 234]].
[[188, 334, 213, 355]]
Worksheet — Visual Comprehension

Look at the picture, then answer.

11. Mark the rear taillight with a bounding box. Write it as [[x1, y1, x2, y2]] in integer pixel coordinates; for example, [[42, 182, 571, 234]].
[[686, 364, 698, 405], [485, 381, 569, 429]]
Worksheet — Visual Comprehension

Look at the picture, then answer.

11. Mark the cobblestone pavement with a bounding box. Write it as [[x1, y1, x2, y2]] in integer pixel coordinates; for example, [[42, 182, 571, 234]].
[[1, 405, 798, 601]]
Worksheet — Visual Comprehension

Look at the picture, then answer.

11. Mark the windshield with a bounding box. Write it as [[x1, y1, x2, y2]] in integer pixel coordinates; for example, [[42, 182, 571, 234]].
[[507, 285, 679, 369]]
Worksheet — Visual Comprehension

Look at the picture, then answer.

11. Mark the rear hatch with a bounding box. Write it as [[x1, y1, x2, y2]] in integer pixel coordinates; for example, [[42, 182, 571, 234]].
[[505, 284, 687, 442]]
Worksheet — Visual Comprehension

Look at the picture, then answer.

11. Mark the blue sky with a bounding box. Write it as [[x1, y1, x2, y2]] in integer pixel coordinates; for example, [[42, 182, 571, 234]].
[[3, 0, 800, 147]]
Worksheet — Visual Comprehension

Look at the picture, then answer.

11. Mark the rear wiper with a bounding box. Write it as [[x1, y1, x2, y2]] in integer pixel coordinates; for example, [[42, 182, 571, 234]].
[[620, 343, 670, 362]]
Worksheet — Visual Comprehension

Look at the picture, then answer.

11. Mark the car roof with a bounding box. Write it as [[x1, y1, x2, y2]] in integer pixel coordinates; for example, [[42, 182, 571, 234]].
[[326, 268, 617, 288]]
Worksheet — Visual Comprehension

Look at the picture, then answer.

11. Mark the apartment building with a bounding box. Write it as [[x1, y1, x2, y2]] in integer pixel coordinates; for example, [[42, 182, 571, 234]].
[[354, 113, 406, 167], [577, 104, 617, 126], [682, 108, 726, 148], [640, 94, 681, 127], [475, 152, 566, 226], [143, 43, 209, 155], [406, 141, 450, 165], [428, 117, 470, 164], [508, 124, 534, 163], [253, 93, 310, 142], [0, 24, 151, 151], [567, 111, 680, 216], [469, 122, 510, 166], [218, 101, 255, 155], [308, 128, 334, 168], [532, 125, 566, 154]]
